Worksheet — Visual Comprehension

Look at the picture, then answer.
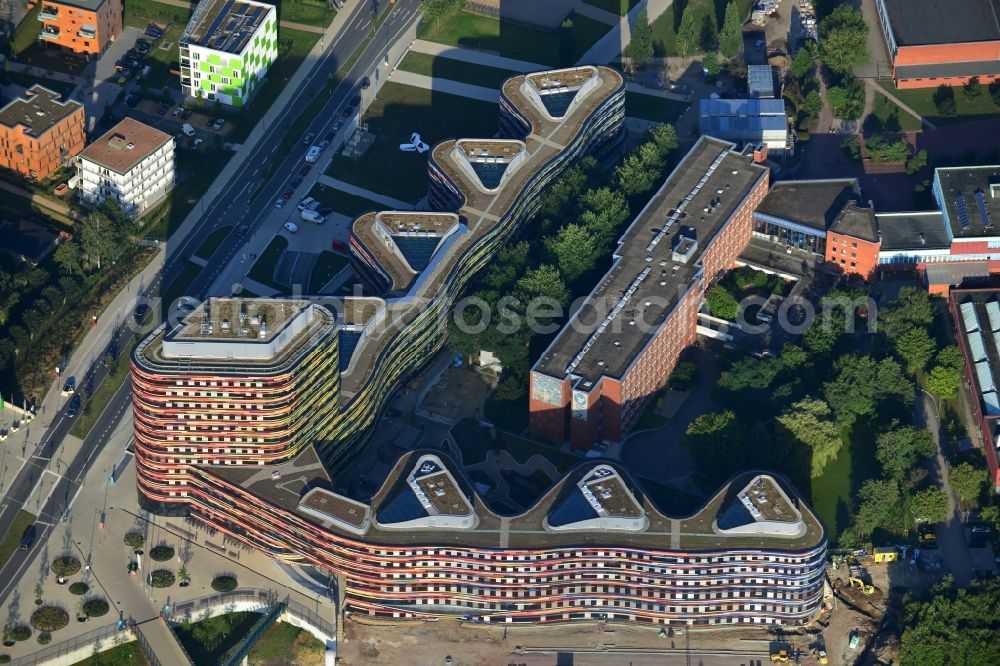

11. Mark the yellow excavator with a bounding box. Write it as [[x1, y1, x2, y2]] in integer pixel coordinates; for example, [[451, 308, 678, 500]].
[[770, 648, 790, 662], [812, 647, 829, 664], [848, 577, 875, 595]]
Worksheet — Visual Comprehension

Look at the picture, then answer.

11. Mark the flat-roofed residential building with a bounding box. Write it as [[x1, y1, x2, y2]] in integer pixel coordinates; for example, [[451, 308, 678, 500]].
[[38, 0, 122, 55], [875, 0, 1000, 88], [0, 85, 85, 179], [699, 98, 790, 154], [178, 0, 277, 106], [530, 136, 769, 450], [75, 117, 175, 216]]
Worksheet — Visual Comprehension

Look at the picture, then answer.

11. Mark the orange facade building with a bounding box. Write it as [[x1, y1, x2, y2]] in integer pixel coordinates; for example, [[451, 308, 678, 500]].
[[39, 0, 122, 56], [0, 85, 85, 179], [824, 201, 881, 279], [876, 0, 1000, 89]]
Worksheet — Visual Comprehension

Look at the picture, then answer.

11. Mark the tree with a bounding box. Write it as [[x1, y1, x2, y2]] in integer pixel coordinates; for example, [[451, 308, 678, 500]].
[[826, 86, 847, 115], [790, 41, 817, 82], [801, 89, 823, 121], [628, 10, 654, 65], [647, 123, 679, 156], [580, 187, 630, 244], [80, 208, 125, 269], [516, 264, 569, 308], [853, 478, 902, 540], [910, 487, 949, 523], [824, 355, 913, 426], [990, 81, 1000, 108], [963, 77, 984, 100], [684, 410, 745, 484], [803, 322, 840, 355], [927, 364, 961, 400], [718, 0, 742, 59], [703, 52, 722, 76], [53, 241, 83, 276], [675, 5, 700, 57], [776, 398, 844, 477], [706, 284, 739, 320], [894, 325, 937, 373], [936, 345, 964, 370], [420, 0, 465, 24], [905, 148, 929, 175], [933, 85, 957, 116], [546, 224, 600, 281], [899, 578, 1000, 666], [818, 6, 869, 73], [880, 286, 934, 338], [876, 426, 935, 481], [950, 462, 986, 506]]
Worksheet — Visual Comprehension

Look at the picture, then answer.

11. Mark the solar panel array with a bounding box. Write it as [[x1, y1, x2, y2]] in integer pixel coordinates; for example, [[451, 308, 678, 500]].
[[955, 191, 971, 229], [976, 190, 991, 228]]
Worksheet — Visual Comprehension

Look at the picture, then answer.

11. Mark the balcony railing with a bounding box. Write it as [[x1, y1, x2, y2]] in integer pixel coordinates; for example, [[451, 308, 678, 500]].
[[38, 5, 59, 20], [78, 25, 96, 38], [39, 28, 60, 40]]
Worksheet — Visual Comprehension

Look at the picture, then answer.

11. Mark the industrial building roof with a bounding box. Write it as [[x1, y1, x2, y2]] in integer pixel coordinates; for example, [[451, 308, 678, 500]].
[[935, 165, 1000, 237], [951, 289, 1000, 418], [182, 0, 273, 54], [879, 0, 1000, 47], [0, 85, 81, 138], [829, 201, 879, 243], [876, 211, 951, 251], [533, 136, 767, 385], [896, 60, 1000, 80], [754, 179, 860, 233], [747, 65, 779, 98], [78, 118, 172, 175]]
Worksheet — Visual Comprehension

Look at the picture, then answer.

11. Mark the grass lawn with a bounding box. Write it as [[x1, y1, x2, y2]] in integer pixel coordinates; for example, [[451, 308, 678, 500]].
[[70, 335, 136, 439], [626, 91, 689, 123], [248, 621, 325, 665], [278, 0, 336, 27], [326, 83, 499, 202], [0, 183, 73, 228], [15, 42, 87, 76], [418, 10, 610, 67], [0, 510, 37, 572], [248, 236, 290, 289], [173, 612, 260, 665], [495, 431, 580, 474], [397, 52, 519, 90], [70, 641, 151, 666], [584, 0, 640, 15], [145, 149, 231, 240], [11, 2, 41, 55], [194, 226, 233, 260], [308, 251, 350, 292], [307, 183, 383, 218], [866, 92, 923, 134], [878, 81, 1000, 127], [484, 391, 529, 433], [809, 417, 879, 545]]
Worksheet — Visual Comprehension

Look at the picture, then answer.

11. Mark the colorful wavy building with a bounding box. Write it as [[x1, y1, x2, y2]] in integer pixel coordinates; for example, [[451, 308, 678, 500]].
[[134, 67, 827, 625]]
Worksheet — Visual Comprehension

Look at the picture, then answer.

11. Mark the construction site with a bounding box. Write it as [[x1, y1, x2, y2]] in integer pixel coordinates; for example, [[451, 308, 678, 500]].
[[337, 546, 948, 666]]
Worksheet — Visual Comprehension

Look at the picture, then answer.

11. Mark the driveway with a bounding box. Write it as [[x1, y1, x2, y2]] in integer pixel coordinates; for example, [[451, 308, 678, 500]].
[[82, 26, 143, 129], [854, 0, 892, 79]]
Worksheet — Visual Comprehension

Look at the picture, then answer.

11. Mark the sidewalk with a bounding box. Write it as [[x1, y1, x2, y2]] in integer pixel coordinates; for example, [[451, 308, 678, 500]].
[[573, 0, 621, 25], [317, 175, 416, 209], [0, 179, 82, 221], [625, 81, 691, 102], [389, 69, 499, 102], [576, 0, 675, 65], [409, 39, 544, 72]]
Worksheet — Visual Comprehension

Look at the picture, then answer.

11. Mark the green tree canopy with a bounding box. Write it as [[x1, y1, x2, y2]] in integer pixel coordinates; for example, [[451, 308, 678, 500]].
[[852, 478, 902, 540], [876, 425, 935, 481], [675, 5, 700, 57], [818, 5, 870, 73], [546, 224, 600, 281], [516, 264, 569, 307], [894, 325, 937, 373], [776, 398, 844, 477], [53, 241, 83, 276], [826, 86, 847, 114], [927, 364, 961, 400], [950, 462, 987, 505], [628, 9, 654, 65], [718, 0, 742, 59], [790, 41, 817, 81], [910, 486, 950, 523], [706, 285, 739, 320], [580, 187, 630, 244], [801, 89, 823, 120], [899, 578, 1000, 666], [935, 345, 964, 370], [880, 286, 934, 338], [421, 0, 465, 24], [684, 410, 745, 484]]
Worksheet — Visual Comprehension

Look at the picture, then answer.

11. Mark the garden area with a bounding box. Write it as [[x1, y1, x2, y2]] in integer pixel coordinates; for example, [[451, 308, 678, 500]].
[[879, 79, 1000, 127], [325, 83, 500, 203], [247, 621, 325, 666], [69, 641, 151, 666], [418, 9, 610, 67], [173, 612, 259, 665], [275, 0, 336, 27]]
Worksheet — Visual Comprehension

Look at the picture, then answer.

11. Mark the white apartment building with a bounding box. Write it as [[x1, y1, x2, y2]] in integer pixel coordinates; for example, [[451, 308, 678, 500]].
[[75, 117, 174, 216], [178, 0, 278, 107]]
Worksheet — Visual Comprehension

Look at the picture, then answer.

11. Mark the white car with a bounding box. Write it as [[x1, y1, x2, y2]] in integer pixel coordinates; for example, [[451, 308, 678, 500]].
[[297, 196, 316, 211], [284, 222, 299, 233], [304, 146, 322, 163]]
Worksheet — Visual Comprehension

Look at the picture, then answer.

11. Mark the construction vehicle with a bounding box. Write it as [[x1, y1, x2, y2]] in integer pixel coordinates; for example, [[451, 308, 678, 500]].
[[812, 648, 829, 664], [848, 577, 875, 595], [848, 630, 860, 650], [770, 648, 790, 662]]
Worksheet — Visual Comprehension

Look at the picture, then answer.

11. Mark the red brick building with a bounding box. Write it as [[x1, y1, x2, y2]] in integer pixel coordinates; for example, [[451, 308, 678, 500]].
[[0, 85, 85, 179], [824, 201, 881, 279], [530, 137, 769, 451], [876, 0, 1000, 89]]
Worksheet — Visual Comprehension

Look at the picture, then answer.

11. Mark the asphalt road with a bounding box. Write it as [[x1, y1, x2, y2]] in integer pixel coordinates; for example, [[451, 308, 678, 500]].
[[0, 0, 423, 608]]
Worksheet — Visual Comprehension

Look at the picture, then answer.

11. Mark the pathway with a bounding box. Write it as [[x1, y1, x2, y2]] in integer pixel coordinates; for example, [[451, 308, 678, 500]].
[[151, 0, 326, 34], [317, 174, 415, 210], [408, 39, 544, 73], [572, 1, 621, 25], [575, 0, 675, 66], [389, 69, 499, 102], [0, 180, 81, 221], [625, 81, 690, 102], [865, 78, 936, 130]]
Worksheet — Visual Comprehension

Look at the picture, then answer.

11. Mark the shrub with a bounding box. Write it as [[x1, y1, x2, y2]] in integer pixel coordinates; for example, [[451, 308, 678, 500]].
[[123, 532, 144, 548], [51, 556, 81, 577], [68, 582, 89, 596], [149, 545, 175, 562], [5, 626, 30, 642], [668, 360, 701, 391], [37, 633, 51, 645], [149, 570, 175, 588], [30, 607, 69, 632], [211, 575, 238, 592], [83, 598, 110, 618], [0, 654, 10, 663], [933, 85, 956, 116]]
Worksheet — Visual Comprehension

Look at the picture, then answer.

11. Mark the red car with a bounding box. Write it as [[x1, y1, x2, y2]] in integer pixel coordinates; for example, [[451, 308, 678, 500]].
[[298, 163, 312, 177]]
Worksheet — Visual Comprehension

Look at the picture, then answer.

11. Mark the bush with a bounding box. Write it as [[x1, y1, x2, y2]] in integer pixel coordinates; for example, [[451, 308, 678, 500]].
[[933, 85, 957, 116], [706, 285, 739, 321], [68, 582, 89, 596], [668, 360, 701, 391], [841, 135, 862, 161], [123, 532, 144, 548], [0, 654, 10, 663], [37, 633, 51, 645], [5, 626, 30, 642], [51, 556, 81, 577], [149, 570, 175, 588], [149, 545, 175, 562], [83, 598, 110, 618], [30, 607, 69, 632], [211, 575, 238, 592]]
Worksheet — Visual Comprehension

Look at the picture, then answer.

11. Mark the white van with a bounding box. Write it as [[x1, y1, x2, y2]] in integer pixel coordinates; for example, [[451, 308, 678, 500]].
[[181, 123, 196, 137], [304, 146, 321, 163], [301, 209, 326, 224]]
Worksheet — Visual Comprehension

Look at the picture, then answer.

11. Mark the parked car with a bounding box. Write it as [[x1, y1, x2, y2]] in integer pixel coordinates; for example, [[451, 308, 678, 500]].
[[301, 209, 326, 224], [61, 378, 75, 396], [304, 145, 321, 163], [275, 195, 287, 208], [318, 140, 330, 150], [158, 102, 170, 115], [351, 94, 361, 107], [134, 39, 152, 53], [297, 196, 316, 211], [181, 123, 196, 137], [302, 132, 315, 146], [316, 206, 333, 216], [281, 187, 294, 200], [298, 163, 311, 177], [360, 76, 370, 89], [171, 107, 183, 118], [192, 138, 204, 148], [181, 108, 192, 120], [341, 106, 353, 118], [66, 395, 81, 418], [145, 24, 164, 38], [331, 119, 343, 131], [124, 93, 140, 107], [284, 222, 299, 233], [290, 177, 303, 188], [210, 118, 225, 130]]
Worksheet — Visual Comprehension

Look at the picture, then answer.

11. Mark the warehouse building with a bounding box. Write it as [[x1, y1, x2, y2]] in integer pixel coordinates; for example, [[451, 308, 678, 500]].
[[699, 98, 790, 154]]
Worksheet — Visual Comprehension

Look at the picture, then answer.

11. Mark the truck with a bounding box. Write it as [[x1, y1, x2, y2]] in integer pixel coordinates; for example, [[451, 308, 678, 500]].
[[301, 209, 326, 224], [20, 524, 37, 550]]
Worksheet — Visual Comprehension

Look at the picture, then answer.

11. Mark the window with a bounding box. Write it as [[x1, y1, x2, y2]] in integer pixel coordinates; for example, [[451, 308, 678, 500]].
[[851, 242, 858, 248]]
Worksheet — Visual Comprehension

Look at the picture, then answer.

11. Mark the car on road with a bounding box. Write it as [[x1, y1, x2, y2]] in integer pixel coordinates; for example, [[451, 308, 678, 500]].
[[20, 524, 37, 551], [171, 107, 183, 118], [360, 76, 370, 89], [331, 119, 343, 132], [134, 303, 151, 323], [297, 196, 316, 211], [318, 140, 330, 150], [158, 102, 170, 115], [290, 177, 303, 188], [302, 132, 315, 146], [61, 378, 75, 396], [298, 163, 311, 177], [66, 395, 81, 418], [284, 222, 299, 233]]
